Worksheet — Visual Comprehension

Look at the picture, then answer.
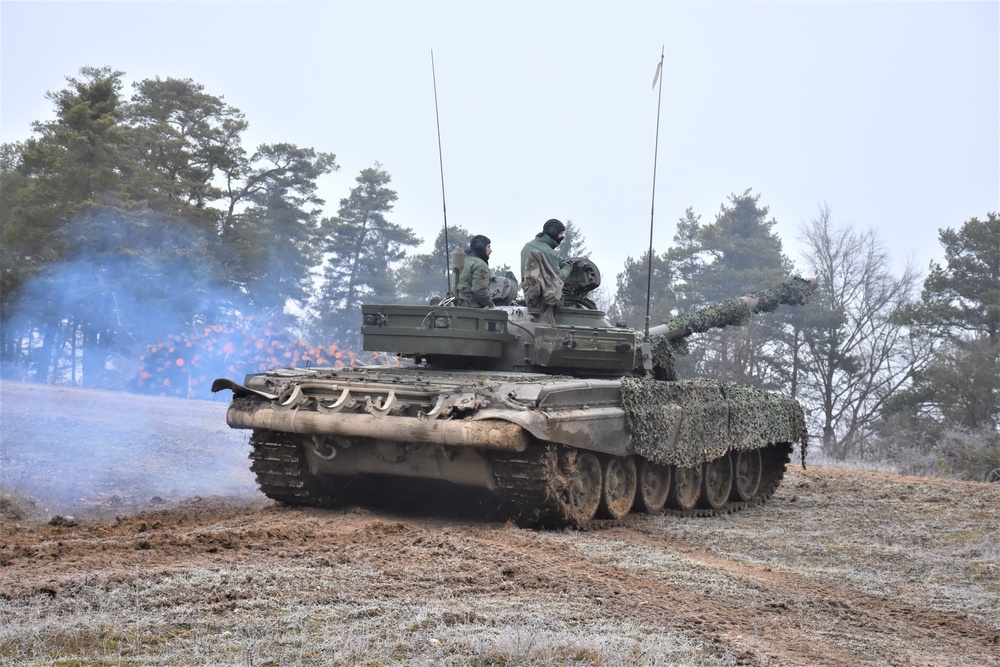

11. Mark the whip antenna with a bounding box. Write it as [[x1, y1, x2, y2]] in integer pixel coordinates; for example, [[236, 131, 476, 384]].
[[639, 46, 666, 378], [644, 45, 665, 340], [431, 50, 452, 296]]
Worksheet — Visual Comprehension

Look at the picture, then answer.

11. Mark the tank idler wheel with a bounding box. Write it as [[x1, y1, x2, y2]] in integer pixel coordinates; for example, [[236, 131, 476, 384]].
[[556, 450, 603, 526], [699, 454, 734, 510], [668, 464, 702, 511], [635, 459, 672, 513], [598, 456, 638, 520], [731, 449, 763, 501]]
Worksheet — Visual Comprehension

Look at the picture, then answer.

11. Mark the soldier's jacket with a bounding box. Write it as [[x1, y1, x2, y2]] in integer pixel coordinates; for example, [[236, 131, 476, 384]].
[[458, 253, 494, 308], [520, 235, 572, 284], [522, 248, 564, 310]]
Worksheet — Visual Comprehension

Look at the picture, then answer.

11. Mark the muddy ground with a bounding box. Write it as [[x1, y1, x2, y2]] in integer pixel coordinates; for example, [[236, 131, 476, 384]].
[[1, 380, 998, 666]]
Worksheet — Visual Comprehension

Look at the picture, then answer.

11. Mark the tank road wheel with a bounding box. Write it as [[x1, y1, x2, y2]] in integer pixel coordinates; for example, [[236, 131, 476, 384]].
[[598, 456, 638, 520], [668, 464, 703, 511], [730, 449, 763, 501], [635, 459, 672, 514], [699, 454, 734, 510], [490, 445, 602, 527], [556, 450, 603, 526]]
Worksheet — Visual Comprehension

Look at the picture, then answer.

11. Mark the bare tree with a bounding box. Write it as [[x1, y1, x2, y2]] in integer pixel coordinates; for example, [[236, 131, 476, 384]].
[[797, 205, 933, 457]]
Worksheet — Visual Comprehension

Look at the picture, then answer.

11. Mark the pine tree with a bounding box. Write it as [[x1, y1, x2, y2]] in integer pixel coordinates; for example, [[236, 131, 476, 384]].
[[557, 219, 591, 261], [670, 190, 794, 389], [314, 165, 420, 346]]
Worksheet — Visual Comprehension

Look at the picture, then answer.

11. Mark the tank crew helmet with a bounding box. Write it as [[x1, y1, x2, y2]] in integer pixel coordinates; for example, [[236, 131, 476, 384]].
[[542, 218, 566, 244], [468, 234, 492, 262]]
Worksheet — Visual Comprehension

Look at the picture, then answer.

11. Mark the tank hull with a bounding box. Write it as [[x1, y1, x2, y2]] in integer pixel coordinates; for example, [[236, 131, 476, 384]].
[[217, 365, 804, 526]]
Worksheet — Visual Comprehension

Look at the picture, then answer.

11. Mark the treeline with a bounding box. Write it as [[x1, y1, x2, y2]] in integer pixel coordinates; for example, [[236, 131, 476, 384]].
[[611, 195, 998, 479], [0, 67, 466, 389], [1, 67, 997, 479]]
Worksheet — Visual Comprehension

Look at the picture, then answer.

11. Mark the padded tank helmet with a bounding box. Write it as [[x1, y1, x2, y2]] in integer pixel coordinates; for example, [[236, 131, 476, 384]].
[[542, 219, 566, 242], [469, 234, 491, 253]]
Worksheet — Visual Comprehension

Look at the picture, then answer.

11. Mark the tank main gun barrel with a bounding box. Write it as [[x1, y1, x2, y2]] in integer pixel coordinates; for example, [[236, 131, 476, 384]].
[[647, 277, 817, 340]]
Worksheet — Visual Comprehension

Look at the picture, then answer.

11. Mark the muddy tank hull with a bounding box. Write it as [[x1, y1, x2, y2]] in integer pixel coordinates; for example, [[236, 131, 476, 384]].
[[215, 365, 804, 526]]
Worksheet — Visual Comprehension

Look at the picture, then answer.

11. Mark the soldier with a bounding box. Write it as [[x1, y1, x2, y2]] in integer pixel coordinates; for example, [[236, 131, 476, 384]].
[[457, 234, 494, 308], [520, 218, 573, 284], [520, 219, 573, 313]]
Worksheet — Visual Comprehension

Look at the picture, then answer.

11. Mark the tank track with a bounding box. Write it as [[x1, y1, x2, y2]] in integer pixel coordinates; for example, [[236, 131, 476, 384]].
[[491, 442, 792, 527], [489, 444, 569, 527], [660, 442, 791, 518], [248, 430, 345, 507], [249, 428, 792, 527]]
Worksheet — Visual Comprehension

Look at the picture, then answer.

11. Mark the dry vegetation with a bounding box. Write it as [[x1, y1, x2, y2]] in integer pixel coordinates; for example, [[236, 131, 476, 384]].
[[2, 380, 998, 666]]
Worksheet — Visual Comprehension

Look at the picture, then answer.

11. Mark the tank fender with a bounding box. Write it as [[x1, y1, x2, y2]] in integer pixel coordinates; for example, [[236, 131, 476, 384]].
[[211, 378, 277, 401], [470, 407, 635, 457]]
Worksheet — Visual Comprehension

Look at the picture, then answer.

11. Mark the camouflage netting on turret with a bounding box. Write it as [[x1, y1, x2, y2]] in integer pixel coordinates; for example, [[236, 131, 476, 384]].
[[649, 334, 677, 381], [620, 377, 808, 468]]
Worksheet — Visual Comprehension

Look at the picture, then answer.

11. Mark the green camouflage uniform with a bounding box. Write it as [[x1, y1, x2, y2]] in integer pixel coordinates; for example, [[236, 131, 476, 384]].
[[458, 253, 494, 308], [520, 234, 572, 284]]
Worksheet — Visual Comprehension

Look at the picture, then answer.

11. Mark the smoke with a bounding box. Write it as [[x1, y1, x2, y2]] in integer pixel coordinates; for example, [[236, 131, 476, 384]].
[[3, 209, 234, 386], [0, 209, 375, 514], [0, 211, 279, 513], [2, 208, 355, 398], [0, 380, 258, 517]]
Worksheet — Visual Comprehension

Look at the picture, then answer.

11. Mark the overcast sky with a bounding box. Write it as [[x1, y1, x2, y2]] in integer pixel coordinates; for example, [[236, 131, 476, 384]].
[[2, 1, 997, 289]]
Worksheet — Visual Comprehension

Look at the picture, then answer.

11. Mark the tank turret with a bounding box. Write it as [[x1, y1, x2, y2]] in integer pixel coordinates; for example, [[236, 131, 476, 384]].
[[358, 266, 815, 381], [213, 258, 818, 527]]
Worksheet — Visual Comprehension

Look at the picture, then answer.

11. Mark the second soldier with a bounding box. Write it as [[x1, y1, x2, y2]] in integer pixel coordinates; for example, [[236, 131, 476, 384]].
[[457, 234, 494, 308]]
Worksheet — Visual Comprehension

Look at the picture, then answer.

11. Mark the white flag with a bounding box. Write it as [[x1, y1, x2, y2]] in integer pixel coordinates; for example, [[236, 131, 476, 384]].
[[651, 60, 662, 89]]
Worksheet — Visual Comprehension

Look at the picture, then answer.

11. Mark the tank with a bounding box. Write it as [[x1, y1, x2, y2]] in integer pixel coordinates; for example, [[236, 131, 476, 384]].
[[212, 259, 817, 527]]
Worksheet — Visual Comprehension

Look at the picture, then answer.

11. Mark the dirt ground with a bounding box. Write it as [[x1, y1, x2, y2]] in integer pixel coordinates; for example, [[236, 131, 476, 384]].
[[1, 380, 998, 666]]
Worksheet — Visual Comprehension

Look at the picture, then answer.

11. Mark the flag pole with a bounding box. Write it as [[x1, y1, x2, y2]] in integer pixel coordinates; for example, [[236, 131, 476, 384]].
[[431, 49, 452, 296]]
